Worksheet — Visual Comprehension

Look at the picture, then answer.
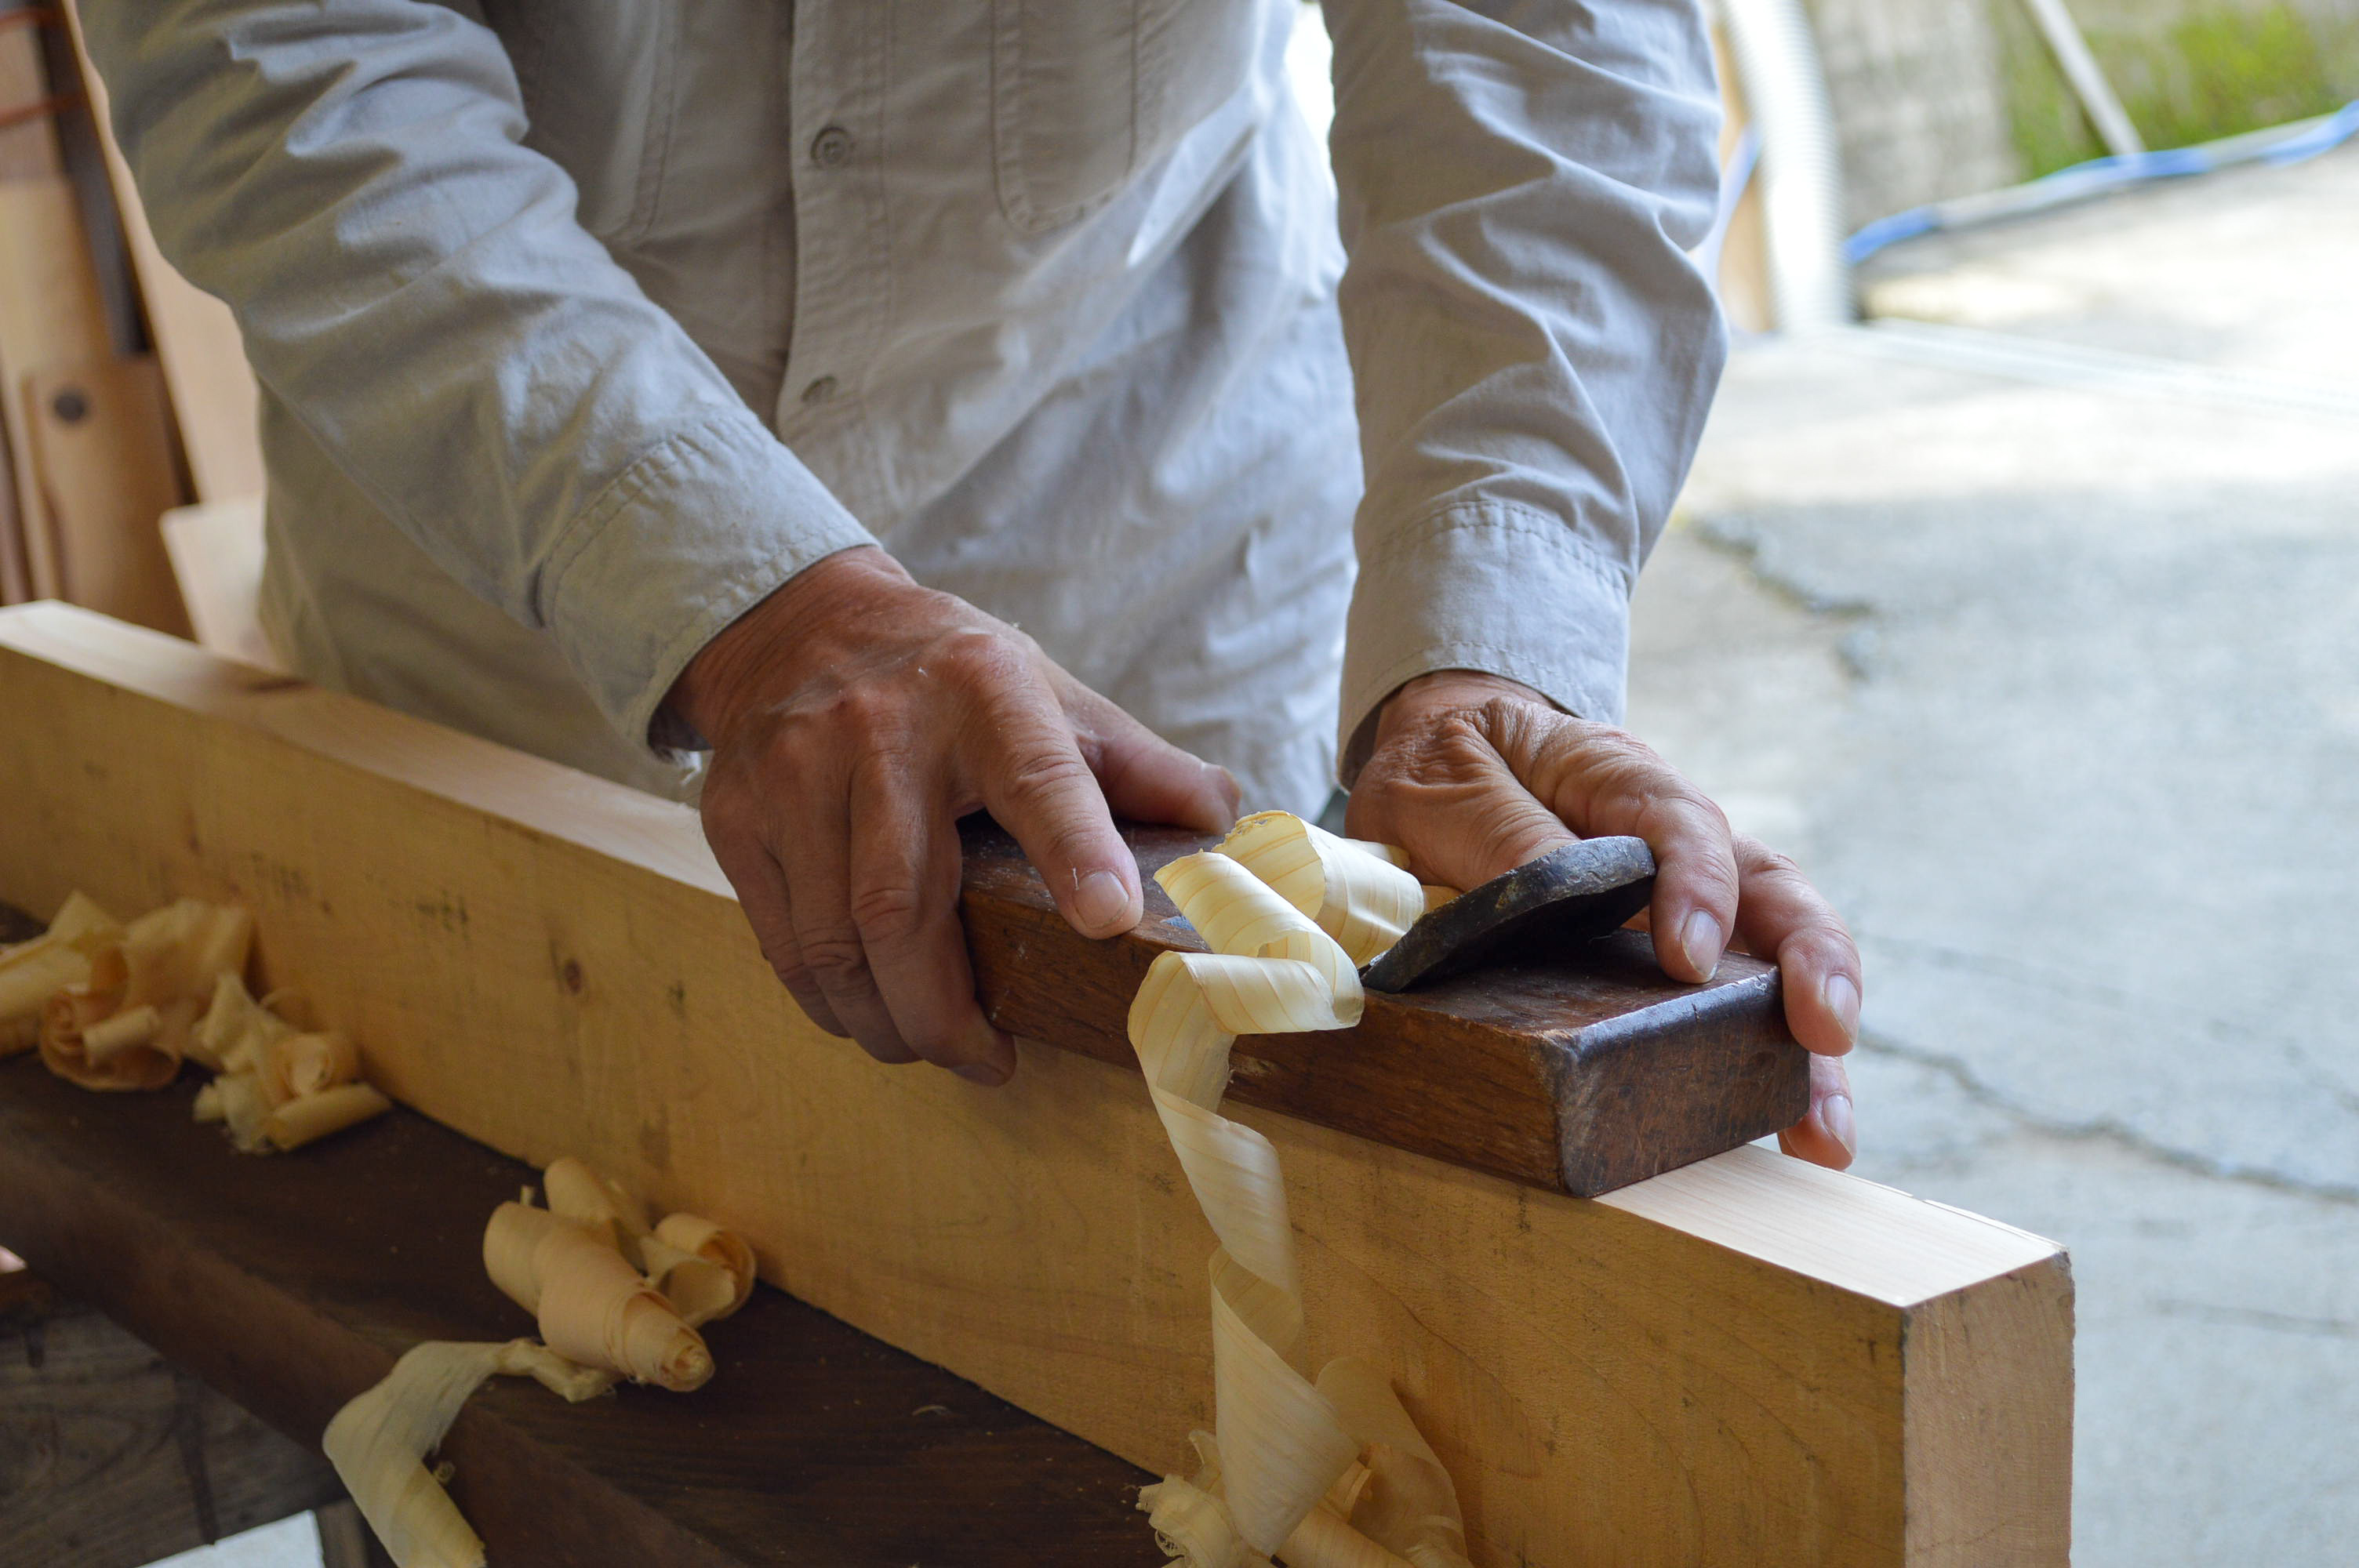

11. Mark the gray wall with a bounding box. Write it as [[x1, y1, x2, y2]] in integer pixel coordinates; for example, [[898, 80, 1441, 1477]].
[[1798, 0, 2359, 227]]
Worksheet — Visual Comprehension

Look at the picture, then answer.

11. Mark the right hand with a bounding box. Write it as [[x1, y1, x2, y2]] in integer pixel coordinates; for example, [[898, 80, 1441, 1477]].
[[667, 546, 1240, 1084]]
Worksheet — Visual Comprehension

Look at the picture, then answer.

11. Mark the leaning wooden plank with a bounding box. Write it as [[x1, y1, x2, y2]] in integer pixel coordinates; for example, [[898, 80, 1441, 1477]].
[[63, 0, 267, 505], [0, 1269, 347, 1567], [0, 603, 2074, 1566], [162, 494, 277, 667], [0, 1054, 1163, 1567], [0, 20, 64, 604], [25, 356, 191, 634], [0, 16, 64, 183], [0, 176, 115, 597]]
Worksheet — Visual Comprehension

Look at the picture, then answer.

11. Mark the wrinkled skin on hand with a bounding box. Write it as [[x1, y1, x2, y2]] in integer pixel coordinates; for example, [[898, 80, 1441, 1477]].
[[668, 546, 1240, 1085], [1348, 671, 1860, 1169]]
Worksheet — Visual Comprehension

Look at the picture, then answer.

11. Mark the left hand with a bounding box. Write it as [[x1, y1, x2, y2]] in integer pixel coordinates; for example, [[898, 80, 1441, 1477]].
[[1347, 671, 1859, 1170]]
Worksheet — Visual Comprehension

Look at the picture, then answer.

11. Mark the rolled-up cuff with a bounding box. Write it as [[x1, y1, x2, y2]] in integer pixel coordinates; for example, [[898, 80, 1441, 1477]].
[[538, 415, 878, 759], [1338, 500, 1632, 783]]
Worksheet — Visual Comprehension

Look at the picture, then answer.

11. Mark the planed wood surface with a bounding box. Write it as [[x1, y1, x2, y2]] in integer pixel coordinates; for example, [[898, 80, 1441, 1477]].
[[0, 1053, 1163, 1568], [0, 1267, 347, 1567], [0, 604, 2075, 1565]]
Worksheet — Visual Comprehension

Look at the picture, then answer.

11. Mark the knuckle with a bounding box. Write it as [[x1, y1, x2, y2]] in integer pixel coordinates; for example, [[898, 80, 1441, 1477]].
[[847, 879, 929, 946], [819, 683, 900, 738], [936, 626, 1031, 691], [998, 746, 1097, 821], [797, 930, 872, 989]]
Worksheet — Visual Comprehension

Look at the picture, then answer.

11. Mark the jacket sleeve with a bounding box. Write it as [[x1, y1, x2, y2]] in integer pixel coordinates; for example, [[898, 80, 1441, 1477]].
[[79, 0, 877, 752], [1318, 0, 1728, 774]]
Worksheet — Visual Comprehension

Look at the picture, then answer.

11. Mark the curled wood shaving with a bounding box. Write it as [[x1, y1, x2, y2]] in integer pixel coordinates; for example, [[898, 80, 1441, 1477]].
[[542, 1155, 652, 1252], [482, 1197, 713, 1390], [264, 1029, 362, 1103], [1131, 814, 1472, 1568], [264, 1082, 394, 1152], [644, 1212, 757, 1327]]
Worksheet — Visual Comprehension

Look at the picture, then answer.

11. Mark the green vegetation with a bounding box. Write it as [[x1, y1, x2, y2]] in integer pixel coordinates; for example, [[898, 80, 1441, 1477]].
[[1995, 0, 2357, 176]]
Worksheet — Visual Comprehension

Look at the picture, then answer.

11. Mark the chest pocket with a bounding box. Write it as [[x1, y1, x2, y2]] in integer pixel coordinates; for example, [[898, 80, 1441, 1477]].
[[990, 0, 1262, 235]]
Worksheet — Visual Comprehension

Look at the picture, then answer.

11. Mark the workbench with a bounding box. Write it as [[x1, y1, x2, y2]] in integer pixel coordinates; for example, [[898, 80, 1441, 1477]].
[[0, 986, 1157, 1565], [0, 604, 2075, 1565]]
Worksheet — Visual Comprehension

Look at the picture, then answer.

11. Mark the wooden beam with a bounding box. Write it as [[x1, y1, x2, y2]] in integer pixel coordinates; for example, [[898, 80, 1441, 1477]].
[[0, 603, 2074, 1566], [0, 1269, 345, 1567]]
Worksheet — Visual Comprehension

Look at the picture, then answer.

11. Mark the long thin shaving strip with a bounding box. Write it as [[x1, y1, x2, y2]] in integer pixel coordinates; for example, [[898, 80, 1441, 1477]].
[[322, 1338, 612, 1568], [1130, 815, 1473, 1567]]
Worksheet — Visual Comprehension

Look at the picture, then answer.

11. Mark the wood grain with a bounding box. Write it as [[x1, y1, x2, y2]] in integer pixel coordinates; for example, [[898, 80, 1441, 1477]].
[[0, 1269, 347, 1567], [0, 604, 2075, 1565], [0, 1054, 1163, 1568]]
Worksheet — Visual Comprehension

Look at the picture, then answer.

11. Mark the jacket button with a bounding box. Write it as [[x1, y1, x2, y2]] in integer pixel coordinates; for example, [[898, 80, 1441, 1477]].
[[810, 125, 854, 168], [800, 375, 840, 405]]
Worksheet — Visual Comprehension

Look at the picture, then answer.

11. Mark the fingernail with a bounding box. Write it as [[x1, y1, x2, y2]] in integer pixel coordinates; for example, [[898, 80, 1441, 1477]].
[[1821, 973, 1862, 1045], [1821, 1093, 1857, 1158], [1677, 909, 1724, 981], [954, 1061, 1010, 1087], [1074, 869, 1132, 935]]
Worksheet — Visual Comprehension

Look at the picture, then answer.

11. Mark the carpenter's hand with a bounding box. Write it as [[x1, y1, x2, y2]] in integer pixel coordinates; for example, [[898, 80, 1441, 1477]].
[[669, 546, 1240, 1084], [1347, 671, 1859, 1169]]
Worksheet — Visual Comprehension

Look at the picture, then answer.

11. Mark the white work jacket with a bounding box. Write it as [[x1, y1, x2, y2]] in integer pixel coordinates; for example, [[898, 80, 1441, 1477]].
[[83, 0, 1728, 814]]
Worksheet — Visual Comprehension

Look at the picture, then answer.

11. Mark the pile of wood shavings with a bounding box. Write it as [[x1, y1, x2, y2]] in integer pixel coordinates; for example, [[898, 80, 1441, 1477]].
[[329, 1156, 756, 1567], [0, 891, 390, 1149]]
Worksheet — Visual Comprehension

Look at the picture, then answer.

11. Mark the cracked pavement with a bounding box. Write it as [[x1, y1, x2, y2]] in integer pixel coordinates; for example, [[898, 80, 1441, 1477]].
[[1630, 147, 2359, 1563]]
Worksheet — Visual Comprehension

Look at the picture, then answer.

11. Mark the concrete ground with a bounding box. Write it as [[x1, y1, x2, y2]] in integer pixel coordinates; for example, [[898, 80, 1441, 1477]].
[[1630, 147, 2359, 1563]]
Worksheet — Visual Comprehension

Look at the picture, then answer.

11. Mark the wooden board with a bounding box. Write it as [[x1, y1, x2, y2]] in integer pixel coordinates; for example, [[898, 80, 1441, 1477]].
[[64, 0, 267, 505], [0, 176, 114, 598], [0, 1269, 347, 1567], [0, 16, 64, 184], [25, 355, 190, 634], [0, 603, 2075, 1566], [162, 493, 276, 666], [0, 1054, 1162, 1567]]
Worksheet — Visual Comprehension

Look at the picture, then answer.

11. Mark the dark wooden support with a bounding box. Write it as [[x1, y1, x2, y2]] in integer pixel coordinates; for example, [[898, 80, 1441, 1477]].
[[0, 1269, 347, 1566], [0, 1055, 1162, 1568]]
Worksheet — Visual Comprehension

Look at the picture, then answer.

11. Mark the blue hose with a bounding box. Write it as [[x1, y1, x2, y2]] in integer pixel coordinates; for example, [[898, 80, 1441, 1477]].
[[1845, 99, 2359, 265]]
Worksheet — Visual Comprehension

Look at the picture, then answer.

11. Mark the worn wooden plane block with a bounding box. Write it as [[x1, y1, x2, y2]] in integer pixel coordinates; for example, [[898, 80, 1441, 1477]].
[[962, 818, 1804, 1197], [0, 604, 2074, 1566]]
